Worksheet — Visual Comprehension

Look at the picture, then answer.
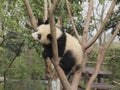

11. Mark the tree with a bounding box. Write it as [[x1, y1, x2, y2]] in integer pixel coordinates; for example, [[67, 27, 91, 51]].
[[0, 1, 45, 89], [23, 0, 120, 90]]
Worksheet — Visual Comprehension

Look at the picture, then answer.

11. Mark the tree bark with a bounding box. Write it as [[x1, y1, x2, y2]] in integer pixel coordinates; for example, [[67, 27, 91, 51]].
[[65, 0, 81, 45], [3, 40, 25, 90], [48, 0, 73, 90], [23, 0, 37, 31], [86, 22, 120, 90], [86, 0, 117, 50], [44, 0, 48, 22], [82, 0, 93, 50]]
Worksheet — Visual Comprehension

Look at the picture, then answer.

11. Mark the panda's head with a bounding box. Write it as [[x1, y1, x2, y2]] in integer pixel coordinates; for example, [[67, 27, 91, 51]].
[[32, 18, 63, 45]]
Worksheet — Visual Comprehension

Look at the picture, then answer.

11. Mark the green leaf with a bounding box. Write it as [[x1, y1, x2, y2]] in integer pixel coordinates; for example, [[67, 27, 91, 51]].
[[99, 0, 105, 4], [0, 47, 4, 52]]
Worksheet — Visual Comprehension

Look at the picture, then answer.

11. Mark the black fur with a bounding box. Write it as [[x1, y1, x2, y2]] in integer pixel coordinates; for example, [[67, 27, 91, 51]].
[[42, 44, 53, 59], [59, 50, 75, 74], [57, 29, 66, 57], [42, 28, 76, 74], [44, 19, 49, 24], [38, 18, 58, 26], [37, 18, 49, 26], [40, 20, 76, 74], [42, 28, 66, 58], [37, 18, 44, 26]]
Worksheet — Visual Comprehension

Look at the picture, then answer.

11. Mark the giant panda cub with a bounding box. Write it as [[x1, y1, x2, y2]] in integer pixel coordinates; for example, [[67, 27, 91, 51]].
[[32, 18, 83, 75]]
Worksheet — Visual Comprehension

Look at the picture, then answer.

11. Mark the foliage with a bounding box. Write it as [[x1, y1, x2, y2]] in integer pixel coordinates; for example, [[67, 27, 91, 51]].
[[99, 0, 105, 4], [107, 56, 120, 80], [88, 43, 120, 84], [29, 0, 44, 18], [55, 0, 84, 35], [105, 44, 120, 82], [6, 80, 46, 90], [0, 0, 45, 89], [0, 0, 120, 89], [106, 6, 120, 39]]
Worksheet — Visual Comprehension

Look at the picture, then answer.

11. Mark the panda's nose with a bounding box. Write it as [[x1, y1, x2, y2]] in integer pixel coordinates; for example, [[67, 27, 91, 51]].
[[38, 34, 41, 39]]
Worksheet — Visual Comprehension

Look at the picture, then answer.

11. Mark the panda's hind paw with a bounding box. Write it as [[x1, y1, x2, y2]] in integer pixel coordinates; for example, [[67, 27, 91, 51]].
[[71, 64, 81, 73]]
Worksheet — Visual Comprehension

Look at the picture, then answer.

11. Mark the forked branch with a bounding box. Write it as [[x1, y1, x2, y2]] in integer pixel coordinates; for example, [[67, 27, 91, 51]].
[[48, 0, 71, 90], [86, 22, 120, 90], [82, 0, 93, 50], [86, 0, 117, 50]]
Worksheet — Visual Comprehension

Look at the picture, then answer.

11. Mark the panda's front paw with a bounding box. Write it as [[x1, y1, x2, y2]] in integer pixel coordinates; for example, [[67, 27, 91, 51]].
[[42, 51, 48, 59]]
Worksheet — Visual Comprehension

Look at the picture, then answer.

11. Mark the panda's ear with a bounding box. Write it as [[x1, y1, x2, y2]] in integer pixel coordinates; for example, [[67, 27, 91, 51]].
[[44, 18, 49, 24], [37, 18, 44, 26], [44, 17, 57, 24], [38, 18, 49, 25]]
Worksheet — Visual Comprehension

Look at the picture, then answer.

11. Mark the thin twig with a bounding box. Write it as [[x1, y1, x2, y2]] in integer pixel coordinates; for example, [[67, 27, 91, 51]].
[[86, 0, 117, 50], [0, 35, 5, 46], [51, 0, 60, 14], [105, 22, 120, 50], [3, 40, 25, 90], [23, 0, 37, 31], [71, 0, 94, 89], [82, 0, 93, 50], [65, 0, 82, 45]]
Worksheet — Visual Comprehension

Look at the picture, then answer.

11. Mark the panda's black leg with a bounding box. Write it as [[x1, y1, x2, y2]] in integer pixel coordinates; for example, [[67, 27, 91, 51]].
[[75, 64, 81, 71], [59, 50, 75, 75], [42, 49, 53, 59], [42, 50, 48, 59], [71, 64, 81, 73]]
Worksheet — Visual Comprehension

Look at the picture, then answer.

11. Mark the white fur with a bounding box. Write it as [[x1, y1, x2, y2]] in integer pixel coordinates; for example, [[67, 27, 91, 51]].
[[32, 24, 62, 45], [65, 33, 83, 65], [32, 24, 83, 67]]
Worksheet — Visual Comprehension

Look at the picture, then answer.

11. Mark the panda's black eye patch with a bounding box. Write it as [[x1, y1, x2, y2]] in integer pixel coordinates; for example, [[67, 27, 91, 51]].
[[47, 34, 52, 41], [38, 34, 41, 39]]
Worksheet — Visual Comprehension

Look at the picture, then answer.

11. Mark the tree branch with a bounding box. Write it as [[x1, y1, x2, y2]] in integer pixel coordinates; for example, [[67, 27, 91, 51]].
[[45, 57, 53, 90], [48, 0, 71, 90], [86, 0, 117, 50], [23, 0, 37, 31], [43, 0, 48, 22], [65, 0, 93, 89], [51, 0, 60, 14], [86, 22, 120, 90], [4, 40, 25, 89], [105, 22, 120, 50], [65, 0, 82, 45], [0, 35, 5, 46], [86, 46, 104, 90], [70, 1, 93, 89], [82, 0, 93, 49]]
